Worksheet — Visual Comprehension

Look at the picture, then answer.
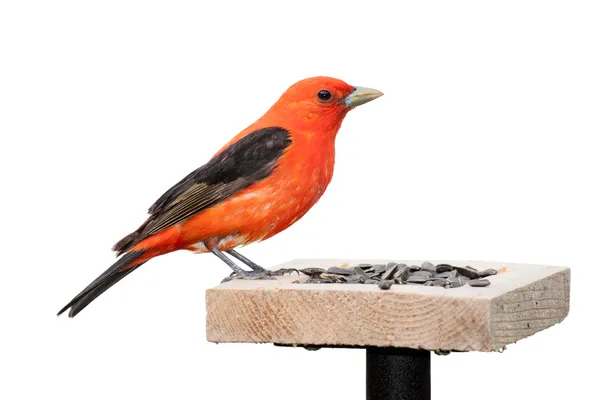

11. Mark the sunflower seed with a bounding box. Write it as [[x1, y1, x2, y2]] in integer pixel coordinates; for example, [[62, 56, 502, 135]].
[[424, 281, 434, 286], [407, 275, 429, 284], [412, 270, 434, 278], [453, 266, 480, 279], [422, 261, 435, 270], [394, 266, 411, 281], [421, 262, 436, 273], [357, 263, 373, 270], [434, 271, 451, 278], [445, 277, 461, 288], [327, 267, 355, 276], [468, 279, 491, 287], [373, 264, 388, 274], [270, 268, 300, 276], [345, 275, 365, 284], [378, 279, 394, 290], [479, 269, 498, 278], [430, 278, 447, 286], [435, 264, 454, 273], [382, 264, 399, 280], [299, 267, 326, 276], [353, 266, 371, 280], [409, 265, 421, 271], [365, 279, 379, 284]]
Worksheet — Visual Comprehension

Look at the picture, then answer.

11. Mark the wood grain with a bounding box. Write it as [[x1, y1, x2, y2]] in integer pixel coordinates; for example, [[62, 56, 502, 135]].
[[205, 259, 570, 352]]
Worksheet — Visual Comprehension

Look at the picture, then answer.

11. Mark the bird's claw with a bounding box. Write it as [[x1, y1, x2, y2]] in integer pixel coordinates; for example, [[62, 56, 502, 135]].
[[220, 268, 298, 283], [221, 271, 276, 282], [268, 268, 300, 276]]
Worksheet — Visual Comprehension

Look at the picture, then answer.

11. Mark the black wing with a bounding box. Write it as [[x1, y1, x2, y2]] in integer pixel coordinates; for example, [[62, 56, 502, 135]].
[[113, 127, 292, 255]]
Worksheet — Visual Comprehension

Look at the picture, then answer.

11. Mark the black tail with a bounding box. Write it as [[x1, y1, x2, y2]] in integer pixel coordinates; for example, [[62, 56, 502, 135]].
[[57, 251, 146, 318]]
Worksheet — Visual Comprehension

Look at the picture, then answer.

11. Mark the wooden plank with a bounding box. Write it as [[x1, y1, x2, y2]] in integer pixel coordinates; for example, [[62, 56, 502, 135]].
[[205, 259, 570, 352]]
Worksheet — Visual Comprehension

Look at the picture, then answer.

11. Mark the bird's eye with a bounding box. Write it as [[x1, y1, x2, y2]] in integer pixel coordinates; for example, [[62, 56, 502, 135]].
[[317, 90, 332, 101]]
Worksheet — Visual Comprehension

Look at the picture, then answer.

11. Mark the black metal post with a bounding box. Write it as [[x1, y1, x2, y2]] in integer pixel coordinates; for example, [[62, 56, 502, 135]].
[[366, 347, 431, 400]]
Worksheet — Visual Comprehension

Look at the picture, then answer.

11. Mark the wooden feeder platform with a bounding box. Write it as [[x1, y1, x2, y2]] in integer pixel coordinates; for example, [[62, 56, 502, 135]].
[[205, 259, 570, 399]]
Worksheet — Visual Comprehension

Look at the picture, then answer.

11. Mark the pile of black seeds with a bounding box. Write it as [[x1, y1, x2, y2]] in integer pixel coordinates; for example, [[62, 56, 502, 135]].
[[295, 262, 497, 290]]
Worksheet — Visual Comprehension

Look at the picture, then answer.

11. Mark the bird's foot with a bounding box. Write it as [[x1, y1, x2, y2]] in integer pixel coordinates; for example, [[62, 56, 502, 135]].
[[221, 270, 275, 283], [268, 268, 300, 276], [220, 268, 299, 283]]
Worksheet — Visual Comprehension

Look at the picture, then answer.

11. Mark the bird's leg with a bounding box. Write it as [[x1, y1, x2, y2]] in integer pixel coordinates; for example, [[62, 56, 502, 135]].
[[226, 249, 299, 276], [226, 249, 266, 272], [211, 248, 275, 282], [210, 248, 248, 275]]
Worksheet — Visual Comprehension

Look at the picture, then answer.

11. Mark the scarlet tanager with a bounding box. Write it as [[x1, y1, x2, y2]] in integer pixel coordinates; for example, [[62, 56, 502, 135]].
[[58, 76, 383, 317]]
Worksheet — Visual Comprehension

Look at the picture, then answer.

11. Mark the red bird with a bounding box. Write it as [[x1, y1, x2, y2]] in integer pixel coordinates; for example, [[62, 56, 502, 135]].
[[58, 76, 382, 317]]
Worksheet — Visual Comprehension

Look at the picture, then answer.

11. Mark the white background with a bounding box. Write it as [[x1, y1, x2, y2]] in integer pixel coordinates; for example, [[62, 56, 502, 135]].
[[1, 1, 598, 399]]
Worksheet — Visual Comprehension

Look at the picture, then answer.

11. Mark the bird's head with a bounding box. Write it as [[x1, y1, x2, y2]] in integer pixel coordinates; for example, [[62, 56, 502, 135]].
[[266, 76, 383, 133]]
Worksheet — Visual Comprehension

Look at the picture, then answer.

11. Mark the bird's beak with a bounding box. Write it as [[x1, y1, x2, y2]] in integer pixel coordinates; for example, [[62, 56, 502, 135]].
[[343, 86, 384, 108]]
